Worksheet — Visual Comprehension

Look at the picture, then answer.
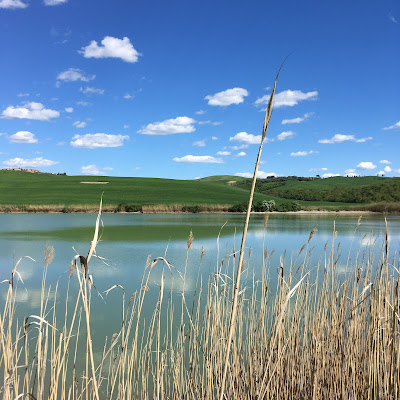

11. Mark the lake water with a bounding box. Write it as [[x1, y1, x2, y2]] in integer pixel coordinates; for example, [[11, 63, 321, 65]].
[[1, 212, 399, 356]]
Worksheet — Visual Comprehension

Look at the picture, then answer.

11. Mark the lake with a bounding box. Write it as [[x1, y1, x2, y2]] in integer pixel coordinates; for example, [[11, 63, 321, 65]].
[[1, 212, 399, 356]]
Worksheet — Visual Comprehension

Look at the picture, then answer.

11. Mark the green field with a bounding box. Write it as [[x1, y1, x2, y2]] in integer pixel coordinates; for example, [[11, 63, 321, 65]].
[[1, 170, 399, 211], [0, 170, 266, 207]]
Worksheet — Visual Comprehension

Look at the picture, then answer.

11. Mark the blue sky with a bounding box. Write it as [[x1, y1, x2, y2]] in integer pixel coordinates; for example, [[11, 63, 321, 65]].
[[0, 0, 399, 179]]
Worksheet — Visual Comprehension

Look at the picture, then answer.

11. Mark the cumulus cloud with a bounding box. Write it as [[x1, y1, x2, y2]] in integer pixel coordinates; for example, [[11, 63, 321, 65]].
[[65, 107, 74, 113], [17, 93, 29, 97], [205, 88, 248, 106], [291, 150, 318, 156], [235, 171, 278, 179], [255, 90, 318, 108], [383, 121, 400, 130], [193, 139, 206, 147], [2, 102, 60, 121], [322, 173, 341, 178], [70, 133, 129, 149], [344, 169, 360, 177], [77, 101, 90, 106], [3, 157, 58, 168], [384, 166, 392, 173], [57, 68, 95, 82], [217, 151, 231, 156], [198, 120, 223, 126], [73, 121, 87, 128], [173, 155, 223, 163], [236, 151, 246, 157], [195, 110, 206, 115], [276, 131, 295, 141], [357, 161, 377, 170], [44, 0, 67, 5], [9, 131, 38, 143], [124, 93, 133, 99], [309, 167, 328, 171], [80, 87, 104, 95], [229, 131, 262, 145], [80, 36, 140, 63], [0, 0, 27, 8], [282, 113, 313, 125], [380, 160, 391, 164], [318, 134, 372, 144], [231, 144, 249, 150], [81, 165, 112, 175], [138, 116, 196, 135]]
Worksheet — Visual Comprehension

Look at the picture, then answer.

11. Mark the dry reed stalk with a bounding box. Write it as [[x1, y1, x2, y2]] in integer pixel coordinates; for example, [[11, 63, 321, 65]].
[[218, 62, 284, 400]]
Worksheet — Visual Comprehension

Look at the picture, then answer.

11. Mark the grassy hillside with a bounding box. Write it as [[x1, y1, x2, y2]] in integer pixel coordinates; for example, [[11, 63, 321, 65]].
[[0, 170, 268, 207]]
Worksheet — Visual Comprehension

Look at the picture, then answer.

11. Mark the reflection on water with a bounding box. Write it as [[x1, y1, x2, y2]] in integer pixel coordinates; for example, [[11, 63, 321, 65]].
[[0, 213, 399, 354]]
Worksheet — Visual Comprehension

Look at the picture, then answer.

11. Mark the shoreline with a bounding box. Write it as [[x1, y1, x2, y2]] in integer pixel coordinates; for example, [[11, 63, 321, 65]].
[[0, 210, 384, 215]]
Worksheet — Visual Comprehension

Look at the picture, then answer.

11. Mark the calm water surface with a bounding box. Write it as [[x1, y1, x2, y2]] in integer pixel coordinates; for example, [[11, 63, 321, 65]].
[[1, 213, 399, 355]]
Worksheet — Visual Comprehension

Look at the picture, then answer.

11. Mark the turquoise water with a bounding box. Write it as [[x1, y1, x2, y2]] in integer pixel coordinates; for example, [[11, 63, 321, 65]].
[[0, 213, 399, 355]]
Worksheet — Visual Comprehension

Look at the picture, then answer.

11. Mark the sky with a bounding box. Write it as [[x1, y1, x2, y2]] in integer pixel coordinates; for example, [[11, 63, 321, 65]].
[[0, 0, 399, 179]]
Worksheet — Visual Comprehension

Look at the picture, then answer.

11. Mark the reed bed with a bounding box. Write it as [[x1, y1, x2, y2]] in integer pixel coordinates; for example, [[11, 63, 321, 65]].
[[1, 213, 399, 399]]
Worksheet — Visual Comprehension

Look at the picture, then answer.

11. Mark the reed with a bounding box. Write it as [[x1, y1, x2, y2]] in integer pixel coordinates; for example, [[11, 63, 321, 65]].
[[1, 213, 399, 399]]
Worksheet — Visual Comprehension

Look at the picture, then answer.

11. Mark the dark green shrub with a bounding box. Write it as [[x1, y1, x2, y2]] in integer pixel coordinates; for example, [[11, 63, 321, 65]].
[[116, 203, 142, 212], [182, 205, 202, 213], [228, 202, 252, 212]]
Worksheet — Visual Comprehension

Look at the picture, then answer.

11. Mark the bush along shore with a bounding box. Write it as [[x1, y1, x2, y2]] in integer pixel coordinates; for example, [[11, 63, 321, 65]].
[[1, 201, 399, 214]]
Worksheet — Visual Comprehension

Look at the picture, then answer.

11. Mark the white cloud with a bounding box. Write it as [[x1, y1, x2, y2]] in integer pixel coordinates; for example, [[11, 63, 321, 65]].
[[81, 165, 112, 175], [229, 131, 262, 145], [123, 124, 129, 129], [17, 93, 29, 97], [379, 160, 391, 164], [276, 131, 295, 141], [309, 167, 328, 171], [394, 169, 400, 174], [235, 171, 278, 179], [236, 151, 246, 157], [173, 155, 223, 163], [195, 110, 206, 115], [211, 136, 218, 140], [44, 0, 67, 5], [198, 120, 223, 126], [205, 88, 248, 106], [0, 0, 27, 8], [65, 107, 74, 113], [57, 68, 95, 82], [322, 173, 341, 178], [357, 161, 377, 170], [389, 15, 398, 23], [318, 134, 372, 144], [384, 166, 392, 173], [291, 150, 318, 156], [9, 131, 38, 143], [217, 151, 231, 156], [255, 90, 318, 108], [80, 86, 104, 95], [344, 169, 359, 177], [124, 93, 133, 99], [193, 139, 206, 147], [73, 121, 87, 129], [2, 102, 59, 121], [77, 101, 90, 106], [138, 116, 196, 135], [80, 36, 140, 63], [383, 121, 400, 130], [282, 113, 313, 125], [3, 157, 58, 168], [231, 144, 249, 150], [70, 133, 129, 149]]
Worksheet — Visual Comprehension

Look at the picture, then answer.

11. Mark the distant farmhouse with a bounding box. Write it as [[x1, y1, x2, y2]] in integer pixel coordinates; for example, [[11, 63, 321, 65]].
[[2, 168, 66, 175]]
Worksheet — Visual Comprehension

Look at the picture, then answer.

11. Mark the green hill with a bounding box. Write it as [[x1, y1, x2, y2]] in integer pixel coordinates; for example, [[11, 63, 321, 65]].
[[0, 170, 265, 208], [1, 171, 398, 212]]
